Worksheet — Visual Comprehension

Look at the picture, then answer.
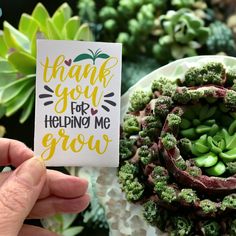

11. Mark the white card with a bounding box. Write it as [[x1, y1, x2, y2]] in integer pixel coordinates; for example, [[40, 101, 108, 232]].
[[34, 40, 122, 167]]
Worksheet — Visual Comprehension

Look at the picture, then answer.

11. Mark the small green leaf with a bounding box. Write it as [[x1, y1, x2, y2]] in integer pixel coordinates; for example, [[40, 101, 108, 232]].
[[0, 59, 17, 72], [56, 3, 72, 23], [30, 31, 37, 58], [0, 33, 8, 58], [19, 13, 39, 42], [46, 18, 61, 40], [3, 21, 30, 53], [6, 83, 35, 117], [32, 3, 50, 35], [19, 93, 34, 123], [97, 53, 110, 59], [62, 16, 80, 40], [63, 226, 84, 236], [52, 10, 66, 33], [8, 51, 36, 74], [0, 71, 18, 87], [0, 60, 19, 88], [74, 23, 94, 41], [62, 214, 78, 230], [52, 3, 72, 32], [1, 75, 34, 104], [73, 53, 93, 62]]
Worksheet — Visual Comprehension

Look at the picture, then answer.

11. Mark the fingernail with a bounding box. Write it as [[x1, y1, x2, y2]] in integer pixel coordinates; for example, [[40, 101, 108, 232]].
[[15, 157, 46, 186]]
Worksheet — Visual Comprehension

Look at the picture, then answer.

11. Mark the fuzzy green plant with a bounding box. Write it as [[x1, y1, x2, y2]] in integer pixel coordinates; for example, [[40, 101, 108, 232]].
[[206, 21, 236, 56], [119, 61, 236, 235], [0, 3, 93, 123]]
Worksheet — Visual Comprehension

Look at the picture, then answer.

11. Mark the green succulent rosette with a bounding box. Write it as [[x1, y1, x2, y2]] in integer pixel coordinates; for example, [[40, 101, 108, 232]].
[[0, 3, 93, 123], [118, 56, 236, 235]]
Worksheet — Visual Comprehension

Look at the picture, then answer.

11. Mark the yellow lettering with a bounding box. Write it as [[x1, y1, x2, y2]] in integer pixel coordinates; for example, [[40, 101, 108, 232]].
[[41, 133, 60, 160], [98, 57, 118, 88], [40, 129, 112, 160], [41, 55, 65, 82], [54, 84, 103, 113]]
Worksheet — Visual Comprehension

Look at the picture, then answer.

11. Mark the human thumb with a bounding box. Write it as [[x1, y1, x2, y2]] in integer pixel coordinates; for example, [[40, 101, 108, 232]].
[[0, 157, 46, 236]]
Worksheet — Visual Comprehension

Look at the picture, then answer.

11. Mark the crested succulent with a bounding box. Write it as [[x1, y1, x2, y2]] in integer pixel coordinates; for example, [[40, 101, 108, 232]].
[[119, 61, 236, 235], [0, 3, 93, 123]]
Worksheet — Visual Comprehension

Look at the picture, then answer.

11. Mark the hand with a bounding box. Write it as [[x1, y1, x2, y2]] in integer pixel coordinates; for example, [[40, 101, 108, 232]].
[[0, 138, 90, 236]]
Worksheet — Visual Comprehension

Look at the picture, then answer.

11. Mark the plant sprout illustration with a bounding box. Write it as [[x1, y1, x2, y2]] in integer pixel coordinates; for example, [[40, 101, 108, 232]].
[[73, 49, 110, 65], [39, 85, 54, 106]]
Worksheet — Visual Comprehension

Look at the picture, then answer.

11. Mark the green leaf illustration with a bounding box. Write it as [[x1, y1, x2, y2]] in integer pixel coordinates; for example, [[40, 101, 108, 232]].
[[97, 53, 110, 59], [73, 53, 93, 62]]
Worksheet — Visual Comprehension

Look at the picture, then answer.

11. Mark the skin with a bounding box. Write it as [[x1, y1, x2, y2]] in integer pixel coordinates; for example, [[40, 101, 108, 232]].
[[0, 138, 90, 236]]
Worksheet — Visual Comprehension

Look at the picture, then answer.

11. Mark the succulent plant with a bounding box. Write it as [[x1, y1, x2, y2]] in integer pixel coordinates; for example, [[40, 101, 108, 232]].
[[78, 0, 211, 62], [41, 213, 83, 236], [0, 3, 93, 123], [121, 57, 158, 94], [119, 61, 236, 235], [153, 9, 209, 63], [206, 21, 236, 55]]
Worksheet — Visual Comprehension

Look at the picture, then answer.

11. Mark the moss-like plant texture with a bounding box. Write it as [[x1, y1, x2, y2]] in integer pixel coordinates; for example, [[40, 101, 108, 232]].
[[0, 3, 93, 123], [119, 61, 236, 235]]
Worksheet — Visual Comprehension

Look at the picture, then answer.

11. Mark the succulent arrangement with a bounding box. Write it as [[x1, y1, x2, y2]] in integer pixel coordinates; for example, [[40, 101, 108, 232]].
[[77, 0, 236, 64], [0, 2, 93, 123], [119, 61, 236, 235], [78, 0, 207, 61]]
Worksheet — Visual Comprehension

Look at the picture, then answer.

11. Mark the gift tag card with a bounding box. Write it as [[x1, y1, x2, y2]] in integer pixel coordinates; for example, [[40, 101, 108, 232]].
[[34, 40, 122, 167]]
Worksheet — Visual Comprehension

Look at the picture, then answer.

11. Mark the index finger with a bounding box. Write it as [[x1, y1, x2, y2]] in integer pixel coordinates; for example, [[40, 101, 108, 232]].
[[0, 138, 34, 167]]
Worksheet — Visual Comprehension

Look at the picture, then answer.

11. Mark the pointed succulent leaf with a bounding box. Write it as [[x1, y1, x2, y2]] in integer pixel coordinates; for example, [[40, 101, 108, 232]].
[[30, 32, 37, 58], [52, 10, 66, 33], [46, 18, 61, 40], [52, 3, 72, 32], [73, 53, 93, 62], [19, 94, 34, 123], [62, 16, 80, 40], [3, 21, 30, 53], [6, 83, 35, 117], [57, 3, 72, 23], [32, 3, 50, 35], [0, 59, 17, 72], [74, 24, 94, 41], [8, 51, 36, 74], [0, 60, 18, 87], [19, 13, 39, 42], [1, 75, 34, 103], [0, 32, 8, 58], [0, 71, 18, 87]]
